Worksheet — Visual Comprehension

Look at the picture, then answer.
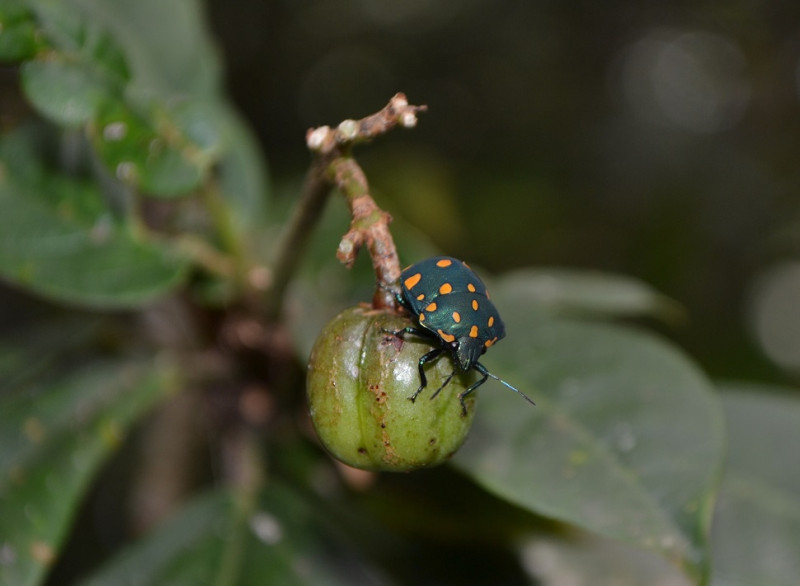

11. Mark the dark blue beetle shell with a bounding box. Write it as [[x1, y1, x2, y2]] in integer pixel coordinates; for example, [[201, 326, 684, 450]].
[[398, 256, 506, 371]]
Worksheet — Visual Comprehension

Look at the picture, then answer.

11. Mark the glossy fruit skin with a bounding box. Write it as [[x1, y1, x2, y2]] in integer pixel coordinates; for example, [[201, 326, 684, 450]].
[[307, 305, 477, 472]]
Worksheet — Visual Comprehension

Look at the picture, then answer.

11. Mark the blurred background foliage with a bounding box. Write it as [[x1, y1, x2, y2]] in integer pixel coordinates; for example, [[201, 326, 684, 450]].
[[207, 0, 800, 381], [1, 0, 800, 585]]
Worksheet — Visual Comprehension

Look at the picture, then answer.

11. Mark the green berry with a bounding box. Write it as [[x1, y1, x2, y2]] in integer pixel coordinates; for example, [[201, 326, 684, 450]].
[[307, 305, 477, 472]]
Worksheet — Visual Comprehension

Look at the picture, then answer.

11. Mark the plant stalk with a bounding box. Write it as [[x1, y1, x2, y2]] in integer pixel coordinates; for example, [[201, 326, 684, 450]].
[[264, 93, 427, 320]]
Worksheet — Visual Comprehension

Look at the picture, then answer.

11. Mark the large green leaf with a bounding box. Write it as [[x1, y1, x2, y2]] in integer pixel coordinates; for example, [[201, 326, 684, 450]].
[[24, 0, 217, 97], [0, 130, 189, 308], [18, 0, 268, 216], [711, 385, 800, 586], [78, 484, 386, 586], [0, 358, 179, 586], [18, 1, 130, 127], [22, 57, 122, 126], [497, 268, 682, 322], [214, 107, 270, 234], [17, 0, 247, 199], [453, 276, 725, 582], [519, 531, 692, 585], [67, 0, 222, 96]]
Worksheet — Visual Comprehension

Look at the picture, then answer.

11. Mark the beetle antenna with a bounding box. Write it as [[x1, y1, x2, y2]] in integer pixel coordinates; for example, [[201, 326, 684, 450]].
[[488, 372, 536, 406], [475, 363, 536, 406]]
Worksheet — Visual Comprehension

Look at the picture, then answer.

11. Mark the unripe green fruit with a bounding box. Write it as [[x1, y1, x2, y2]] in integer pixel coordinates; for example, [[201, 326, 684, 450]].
[[307, 305, 477, 472]]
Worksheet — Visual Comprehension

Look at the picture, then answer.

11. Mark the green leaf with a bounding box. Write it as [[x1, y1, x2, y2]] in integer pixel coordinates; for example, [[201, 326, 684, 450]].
[[0, 3, 40, 61], [15, 0, 271, 223], [0, 130, 189, 308], [17, 2, 130, 125], [0, 317, 103, 394], [711, 385, 800, 586], [78, 484, 386, 586], [0, 358, 179, 586], [214, 108, 270, 234], [67, 0, 222, 96], [497, 268, 682, 322], [20, 0, 240, 200], [519, 531, 693, 585], [21, 57, 122, 126], [25, 0, 217, 97], [454, 279, 724, 581], [88, 100, 208, 196]]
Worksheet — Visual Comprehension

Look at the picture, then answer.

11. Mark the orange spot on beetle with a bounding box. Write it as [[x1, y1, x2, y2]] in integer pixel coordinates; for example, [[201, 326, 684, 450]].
[[416, 293, 425, 301], [467, 283, 476, 292], [469, 325, 479, 338], [425, 302, 438, 312], [438, 329, 456, 343], [404, 273, 422, 289], [419, 313, 426, 322], [436, 259, 453, 267], [439, 283, 453, 295], [472, 299, 479, 311], [452, 311, 461, 323], [484, 336, 498, 347], [488, 316, 495, 327]]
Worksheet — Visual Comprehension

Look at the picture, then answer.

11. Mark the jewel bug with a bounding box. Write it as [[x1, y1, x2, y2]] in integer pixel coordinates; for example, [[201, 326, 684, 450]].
[[387, 255, 535, 414]]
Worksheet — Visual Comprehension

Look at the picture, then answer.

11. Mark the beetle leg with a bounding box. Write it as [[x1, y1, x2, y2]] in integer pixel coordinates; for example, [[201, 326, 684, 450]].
[[429, 368, 457, 401], [376, 279, 402, 297], [381, 326, 430, 339], [409, 347, 443, 402], [457, 371, 489, 416]]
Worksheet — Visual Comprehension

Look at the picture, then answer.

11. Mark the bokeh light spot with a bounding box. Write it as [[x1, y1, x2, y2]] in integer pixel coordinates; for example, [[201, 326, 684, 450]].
[[748, 262, 800, 372], [617, 29, 751, 133]]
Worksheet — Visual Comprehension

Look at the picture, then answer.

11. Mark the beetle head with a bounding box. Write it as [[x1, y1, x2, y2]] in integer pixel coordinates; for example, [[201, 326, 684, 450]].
[[455, 337, 483, 371]]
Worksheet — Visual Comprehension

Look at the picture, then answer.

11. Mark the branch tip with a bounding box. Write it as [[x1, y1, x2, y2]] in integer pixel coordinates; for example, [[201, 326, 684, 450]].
[[306, 126, 331, 151], [305, 94, 427, 156], [284, 93, 426, 314]]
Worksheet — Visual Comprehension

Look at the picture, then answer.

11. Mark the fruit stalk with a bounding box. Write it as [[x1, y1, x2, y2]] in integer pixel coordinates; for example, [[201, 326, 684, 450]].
[[265, 93, 426, 319]]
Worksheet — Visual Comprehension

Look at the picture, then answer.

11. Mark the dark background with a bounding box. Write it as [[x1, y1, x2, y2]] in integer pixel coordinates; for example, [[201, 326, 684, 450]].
[[206, 0, 800, 382]]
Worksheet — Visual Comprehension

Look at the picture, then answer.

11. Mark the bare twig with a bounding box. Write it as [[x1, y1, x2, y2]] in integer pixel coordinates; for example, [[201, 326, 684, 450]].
[[329, 155, 400, 309], [265, 93, 426, 318], [263, 159, 331, 321], [306, 93, 427, 156]]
